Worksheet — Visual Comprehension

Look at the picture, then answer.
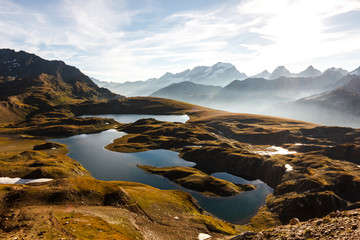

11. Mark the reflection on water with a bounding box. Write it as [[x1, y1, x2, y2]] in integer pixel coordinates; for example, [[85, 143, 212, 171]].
[[51, 114, 273, 224], [79, 114, 189, 123]]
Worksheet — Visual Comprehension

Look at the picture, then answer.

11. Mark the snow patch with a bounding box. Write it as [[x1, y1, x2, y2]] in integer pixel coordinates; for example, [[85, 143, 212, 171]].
[[198, 233, 211, 240], [253, 146, 297, 155], [285, 164, 293, 172], [0, 177, 53, 184], [174, 216, 179, 219]]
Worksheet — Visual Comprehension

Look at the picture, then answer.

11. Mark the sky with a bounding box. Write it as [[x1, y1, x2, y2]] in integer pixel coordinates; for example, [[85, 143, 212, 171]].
[[1, 0, 360, 82]]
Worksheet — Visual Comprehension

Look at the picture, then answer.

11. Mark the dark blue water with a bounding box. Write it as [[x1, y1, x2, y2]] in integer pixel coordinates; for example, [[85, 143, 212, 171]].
[[51, 115, 272, 224]]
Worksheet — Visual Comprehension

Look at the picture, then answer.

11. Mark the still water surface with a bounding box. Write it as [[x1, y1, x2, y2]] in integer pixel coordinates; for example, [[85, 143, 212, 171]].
[[52, 114, 272, 224], [79, 114, 189, 123]]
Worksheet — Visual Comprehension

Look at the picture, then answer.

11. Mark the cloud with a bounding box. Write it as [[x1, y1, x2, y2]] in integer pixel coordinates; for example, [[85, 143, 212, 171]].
[[0, 0, 359, 81], [236, 0, 360, 72]]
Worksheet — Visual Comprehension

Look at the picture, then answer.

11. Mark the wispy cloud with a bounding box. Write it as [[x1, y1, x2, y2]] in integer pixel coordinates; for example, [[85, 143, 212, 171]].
[[0, 0, 359, 81]]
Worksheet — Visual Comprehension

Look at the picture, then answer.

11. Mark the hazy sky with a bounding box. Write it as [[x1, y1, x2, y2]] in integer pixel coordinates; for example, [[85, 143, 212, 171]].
[[1, 0, 360, 82]]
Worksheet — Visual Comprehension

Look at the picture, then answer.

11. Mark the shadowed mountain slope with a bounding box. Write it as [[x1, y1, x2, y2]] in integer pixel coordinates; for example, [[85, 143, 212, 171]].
[[0, 49, 120, 122]]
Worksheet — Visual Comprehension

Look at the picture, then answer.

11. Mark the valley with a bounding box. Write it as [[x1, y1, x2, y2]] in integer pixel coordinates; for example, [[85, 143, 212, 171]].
[[0, 49, 360, 239]]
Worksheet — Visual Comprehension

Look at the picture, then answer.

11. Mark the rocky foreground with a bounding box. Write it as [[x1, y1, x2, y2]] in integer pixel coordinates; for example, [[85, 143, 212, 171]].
[[232, 208, 360, 239]]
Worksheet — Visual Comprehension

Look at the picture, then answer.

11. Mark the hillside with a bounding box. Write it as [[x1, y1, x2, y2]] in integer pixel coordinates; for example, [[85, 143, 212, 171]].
[[274, 74, 360, 127], [0, 49, 120, 122]]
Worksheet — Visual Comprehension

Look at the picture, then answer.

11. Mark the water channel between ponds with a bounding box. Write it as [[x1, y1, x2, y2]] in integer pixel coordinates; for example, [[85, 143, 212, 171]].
[[51, 114, 273, 224]]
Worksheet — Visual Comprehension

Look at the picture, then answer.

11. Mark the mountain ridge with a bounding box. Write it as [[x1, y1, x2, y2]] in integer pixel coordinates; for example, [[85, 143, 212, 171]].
[[0, 49, 121, 122], [95, 62, 246, 96], [151, 66, 360, 127], [97, 63, 347, 97]]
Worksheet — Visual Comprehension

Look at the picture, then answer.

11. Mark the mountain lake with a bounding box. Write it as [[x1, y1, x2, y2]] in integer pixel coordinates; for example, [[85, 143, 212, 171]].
[[51, 114, 273, 224]]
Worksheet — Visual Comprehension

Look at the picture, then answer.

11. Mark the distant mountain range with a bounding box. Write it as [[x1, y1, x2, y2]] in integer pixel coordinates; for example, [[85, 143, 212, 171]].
[[0, 49, 359, 127], [151, 67, 348, 113], [94, 62, 247, 96], [95, 63, 349, 97], [94, 62, 360, 127]]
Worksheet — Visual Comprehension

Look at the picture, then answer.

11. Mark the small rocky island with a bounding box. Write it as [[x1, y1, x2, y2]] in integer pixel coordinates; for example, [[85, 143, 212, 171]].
[[138, 165, 256, 197]]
